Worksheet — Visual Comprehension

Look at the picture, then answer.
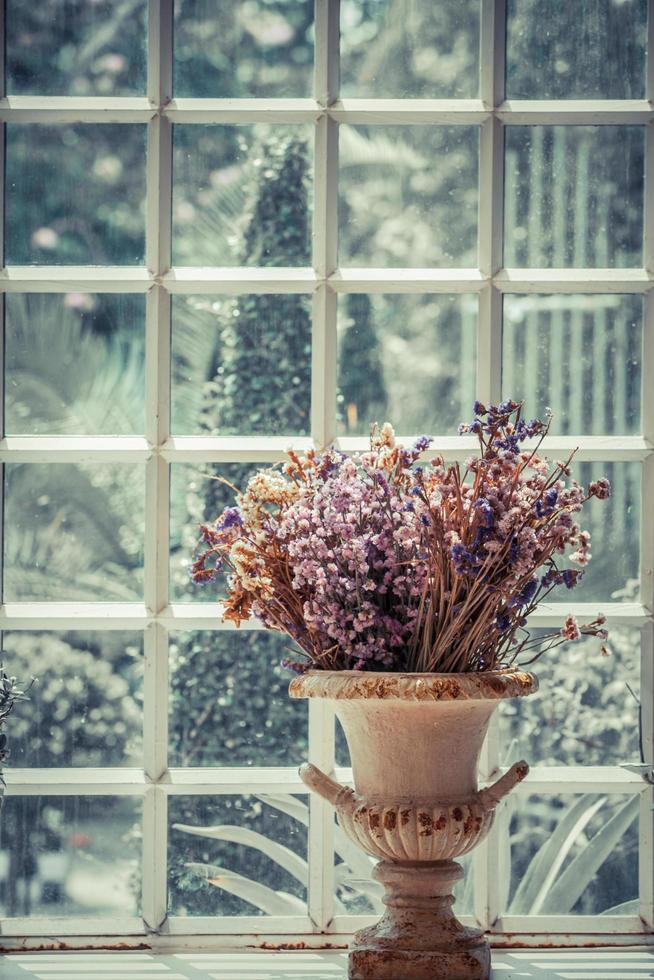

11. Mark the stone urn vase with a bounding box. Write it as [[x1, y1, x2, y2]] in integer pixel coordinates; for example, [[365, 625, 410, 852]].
[[289, 668, 538, 980]]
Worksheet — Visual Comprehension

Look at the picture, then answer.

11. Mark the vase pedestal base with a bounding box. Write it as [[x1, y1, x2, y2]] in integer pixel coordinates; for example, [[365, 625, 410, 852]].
[[348, 860, 490, 980]]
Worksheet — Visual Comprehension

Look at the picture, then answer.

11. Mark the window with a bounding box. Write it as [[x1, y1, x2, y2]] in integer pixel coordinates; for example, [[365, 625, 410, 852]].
[[0, 0, 651, 948]]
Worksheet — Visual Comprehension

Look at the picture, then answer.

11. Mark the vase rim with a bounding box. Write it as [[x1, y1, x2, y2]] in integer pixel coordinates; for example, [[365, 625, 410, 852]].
[[289, 667, 538, 702]]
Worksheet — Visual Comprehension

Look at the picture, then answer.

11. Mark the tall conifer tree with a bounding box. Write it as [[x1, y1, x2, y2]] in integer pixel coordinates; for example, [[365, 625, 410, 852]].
[[168, 134, 312, 915]]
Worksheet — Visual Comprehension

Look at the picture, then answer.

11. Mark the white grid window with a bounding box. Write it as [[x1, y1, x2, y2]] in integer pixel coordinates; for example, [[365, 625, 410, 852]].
[[0, 0, 652, 950]]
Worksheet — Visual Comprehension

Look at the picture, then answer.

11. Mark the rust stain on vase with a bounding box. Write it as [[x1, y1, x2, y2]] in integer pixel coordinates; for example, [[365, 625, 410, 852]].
[[383, 810, 397, 831], [289, 668, 538, 704]]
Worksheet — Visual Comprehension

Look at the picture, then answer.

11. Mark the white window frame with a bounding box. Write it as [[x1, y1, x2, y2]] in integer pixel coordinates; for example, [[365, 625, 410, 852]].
[[0, 0, 652, 951]]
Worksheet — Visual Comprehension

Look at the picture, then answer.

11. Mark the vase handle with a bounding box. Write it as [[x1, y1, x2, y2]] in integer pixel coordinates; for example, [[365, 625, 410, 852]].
[[299, 759, 529, 814], [299, 762, 356, 807], [477, 760, 529, 811]]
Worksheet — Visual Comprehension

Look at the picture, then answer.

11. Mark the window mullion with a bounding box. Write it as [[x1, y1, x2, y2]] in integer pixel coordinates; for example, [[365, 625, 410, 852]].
[[307, 0, 339, 935], [0, 96, 155, 122], [639, 619, 654, 928], [638, 6, 654, 925], [496, 100, 654, 124], [3, 763, 644, 797], [2, 97, 653, 126], [0, 267, 153, 291], [0, 0, 6, 616], [495, 268, 653, 291], [312, 0, 339, 449], [161, 434, 652, 465], [475, 0, 506, 934], [141, 0, 174, 935], [0, 598, 647, 631]]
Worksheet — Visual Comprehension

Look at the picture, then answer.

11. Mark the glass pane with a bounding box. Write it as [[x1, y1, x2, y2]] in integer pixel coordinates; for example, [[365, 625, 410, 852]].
[[169, 631, 308, 767], [339, 125, 478, 267], [168, 795, 308, 916], [6, 0, 147, 96], [6, 294, 146, 436], [340, 0, 480, 98], [504, 127, 644, 268], [6, 124, 146, 265], [336, 843, 473, 917], [551, 461, 639, 603], [173, 126, 312, 266], [4, 464, 145, 602], [501, 628, 640, 767], [337, 293, 477, 435], [171, 294, 311, 436], [0, 796, 141, 918], [507, 794, 638, 915], [502, 294, 643, 435], [506, 0, 647, 99], [171, 462, 263, 602], [174, 0, 314, 97], [1, 632, 143, 768]]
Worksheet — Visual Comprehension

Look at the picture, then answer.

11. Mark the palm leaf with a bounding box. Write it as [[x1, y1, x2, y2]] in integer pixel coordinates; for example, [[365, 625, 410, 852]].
[[256, 792, 376, 881], [7, 294, 144, 435], [510, 796, 605, 914], [255, 794, 310, 825], [185, 863, 305, 915], [541, 796, 638, 914], [600, 899, 639, 915], [339, 125, 427, 171], [170, 298, 220, 433], [174, 823, 308, 887]]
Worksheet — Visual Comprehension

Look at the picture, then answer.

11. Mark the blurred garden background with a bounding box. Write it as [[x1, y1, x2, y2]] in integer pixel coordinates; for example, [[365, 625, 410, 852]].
[[0, 0, 646, 923]]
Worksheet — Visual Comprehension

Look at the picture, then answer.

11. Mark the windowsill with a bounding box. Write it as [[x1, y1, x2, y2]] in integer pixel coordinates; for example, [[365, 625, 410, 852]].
[[1, 949, 653, 979]]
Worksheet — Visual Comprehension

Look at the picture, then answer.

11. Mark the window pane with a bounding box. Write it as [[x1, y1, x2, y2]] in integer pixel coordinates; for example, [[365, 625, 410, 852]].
[[2, 632, 142, 769], [337, 293, 477, 435], [504, 127, 644, 268], [339, 125, 478, 267], [549, 461, 640, 603], [168, 795, 308, 916], [0, 797, 141, 918], [171, 294, 311, 436], [169, 631, 308, 767], [173, 126, 312, 266], [171, 462, 262, 602], [340, 0, 480, 98], [4, 464, 145, 602], [174, 0, 314, 98], [502, 294, 643, 435], [6, 0, 147, 96], [6, 294, 146, 436], [6, 125, 146, 265], [507, 794, 638, 915], [501, 628, 640, 767], [506, 0, 647, 100]]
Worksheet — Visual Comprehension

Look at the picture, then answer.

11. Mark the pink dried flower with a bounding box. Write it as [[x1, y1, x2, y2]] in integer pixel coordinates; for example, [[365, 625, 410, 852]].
[[560, 614, 582, 641], [589, 478, 611, 500]]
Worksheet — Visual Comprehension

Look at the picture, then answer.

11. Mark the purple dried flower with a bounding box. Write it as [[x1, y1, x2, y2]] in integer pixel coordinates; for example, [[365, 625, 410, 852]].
[[413, 435, 433, 453], [219, 507, 243, 529], [562, 569, 583, 589], [193, 400, 610, 673]]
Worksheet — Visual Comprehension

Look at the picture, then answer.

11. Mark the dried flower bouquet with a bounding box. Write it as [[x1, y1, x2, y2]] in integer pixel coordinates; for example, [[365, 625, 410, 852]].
[[192, 400, 610, 674]]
